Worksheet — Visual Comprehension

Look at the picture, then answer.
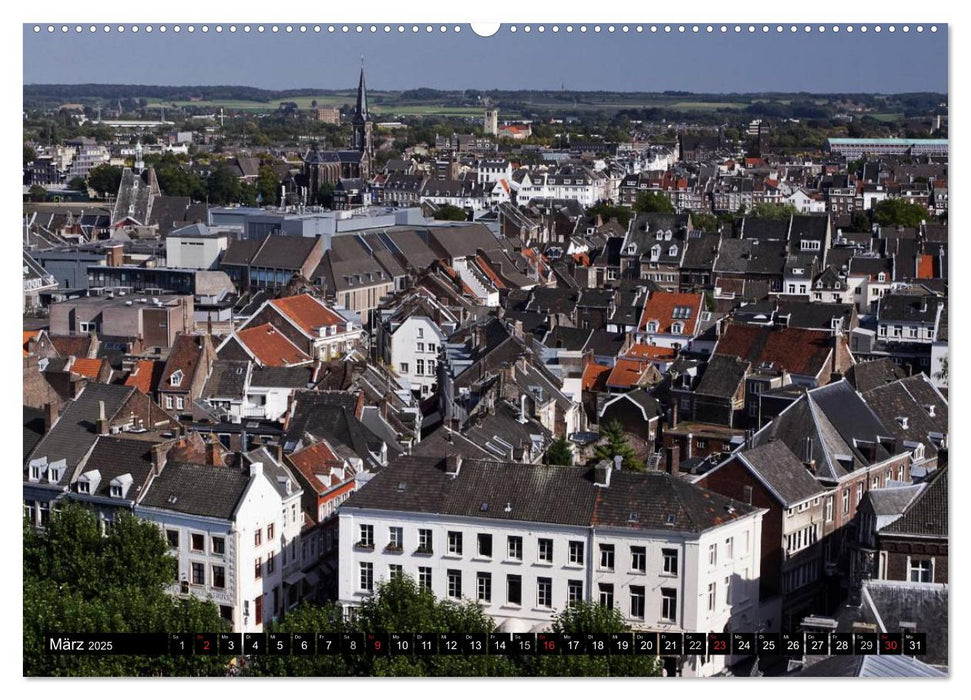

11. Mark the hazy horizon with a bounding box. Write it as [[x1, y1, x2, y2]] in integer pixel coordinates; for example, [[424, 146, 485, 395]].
[[23, 24, 948, 94]]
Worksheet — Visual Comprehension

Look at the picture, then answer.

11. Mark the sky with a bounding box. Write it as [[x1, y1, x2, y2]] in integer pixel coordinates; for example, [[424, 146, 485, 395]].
[[22, 24, 947, 94]]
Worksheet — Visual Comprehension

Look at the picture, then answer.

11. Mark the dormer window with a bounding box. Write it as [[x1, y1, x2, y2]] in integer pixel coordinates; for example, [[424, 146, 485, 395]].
[[671, 322, 684, 334], [78, 481, 90, 494], [668, 245, 678, 257], [646, 321, 658, 333], [878, 272, 886, 282], [650, 245, 661, 260], [110, 485, 122, 498], [170, 369, 184, 387], [626, 244, 636, 255]]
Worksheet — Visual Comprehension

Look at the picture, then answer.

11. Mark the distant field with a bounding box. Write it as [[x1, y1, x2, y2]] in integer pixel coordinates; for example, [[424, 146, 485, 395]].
[[671, 101, 748, 110], [146, 96, 487, 117], [869, 112, 905, 122]]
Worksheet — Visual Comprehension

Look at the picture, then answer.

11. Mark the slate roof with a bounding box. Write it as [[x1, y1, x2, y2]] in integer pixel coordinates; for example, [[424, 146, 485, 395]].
[[342, 455, 757, 533], [862, 376, 948, 456], [882, 467, 947, 538], [713, 238, 787, 275], [541, 326, 592, 352], [202, 360, 250, 400], [845, 359, 907, 392], [79, 436, 157, 499], [250, 365, 315, 389], [139, 462, 251, 519], [694, 355, 749, 398], [736, 440, 827, 506], [776, 300, 855, 331], [24, 406, 46, 463], [681, 232, 722, 270], [797, 654, 945, 677], [251, 235, 319, 270], [27, 383, 135, 480], [878, 293, 942, 324]]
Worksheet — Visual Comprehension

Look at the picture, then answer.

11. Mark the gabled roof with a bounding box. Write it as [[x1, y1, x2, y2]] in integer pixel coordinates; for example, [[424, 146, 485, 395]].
[[139, 462, 251, 520], [713, 323, 835, 378], [235, 324, 312, 367], [270, 294, 345, 337], [735, 440, 827, 507], [124, 359, 165, 395], [694, 355, 749, 398], [78, 436, 158, 499], [882, 467, 947, 538], [639, 291, 705, 335], [159, 334, 211, 392]]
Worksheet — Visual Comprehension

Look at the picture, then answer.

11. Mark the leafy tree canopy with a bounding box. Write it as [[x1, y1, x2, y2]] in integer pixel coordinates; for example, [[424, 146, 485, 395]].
[[545, 437, 574, 467], [593, 420, 645, 472], [749, 202, 800, 219], [633, 191, 675, 214], [873, 198, 929, 229]]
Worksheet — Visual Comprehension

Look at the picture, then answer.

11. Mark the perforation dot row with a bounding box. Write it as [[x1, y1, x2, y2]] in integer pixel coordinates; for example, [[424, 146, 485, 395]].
[[32, 24, 939, 34]]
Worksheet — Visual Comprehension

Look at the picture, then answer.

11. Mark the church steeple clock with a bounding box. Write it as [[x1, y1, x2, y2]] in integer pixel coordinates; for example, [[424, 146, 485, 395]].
[[352, 58, 373, 179]]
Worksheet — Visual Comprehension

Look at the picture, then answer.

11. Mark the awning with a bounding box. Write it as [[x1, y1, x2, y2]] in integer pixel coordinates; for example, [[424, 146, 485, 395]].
[[283, 572, 304, 587]]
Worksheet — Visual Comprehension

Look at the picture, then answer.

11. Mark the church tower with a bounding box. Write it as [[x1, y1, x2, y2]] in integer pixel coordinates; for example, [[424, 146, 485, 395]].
[[352, 60, 373, 179]]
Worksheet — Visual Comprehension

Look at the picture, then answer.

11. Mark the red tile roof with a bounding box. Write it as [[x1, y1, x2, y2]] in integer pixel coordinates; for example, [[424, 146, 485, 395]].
[[70, 357, 105, 379], [625, 343, 677, 361], [605, 358, 651, 389], [582, 363, 610, 392], [124, 359, 164, 394], [639, 291, 705, 335], [713, 324, 835, 378], [237, 323, 312, 367], [288, 441, 351, 493], [270, 294, 344, 337], [23, 331, 39, 357], [915, 254, 935, 279]]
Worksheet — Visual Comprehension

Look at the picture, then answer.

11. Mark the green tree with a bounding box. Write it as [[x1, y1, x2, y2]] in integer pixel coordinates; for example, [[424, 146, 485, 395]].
[[87, 164, 123, 198], [688, 211, 719, 232], [67, 176, 88, 192], [433, 204, 469, 222], [317, 181, 335, 208], [207, 161, 242, 205], [848, 209, 871, 233], [593, 420, 645, 471], [873, 198, 929, 229], [23, 504, 229, 676], [527, 601, 662, 677], [749, 202, 799, 219], [545, 437, 574, 466], [586, 202, 632, 229], [633, 191, 675, 214], [24, 143, 37, 167], [252, 575, 515, 677], [28, 184, 47, 202], [255, 164, 280, 206]]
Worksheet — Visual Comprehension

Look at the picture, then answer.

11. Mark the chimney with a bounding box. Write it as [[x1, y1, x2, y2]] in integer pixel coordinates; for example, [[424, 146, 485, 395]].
[[43, 401, 59, 433], [249, 461, 264, 478], [445, 455, 462, 478], [96, 400, 109, 435], [670, 400, 679, 430], [666, 444, 680, 476], [594, 459, 612, 487], [206, 441, 220, 466], [151, 443, 167, 473], [613, 455, 623, 472], [474, 324, 487, 351]]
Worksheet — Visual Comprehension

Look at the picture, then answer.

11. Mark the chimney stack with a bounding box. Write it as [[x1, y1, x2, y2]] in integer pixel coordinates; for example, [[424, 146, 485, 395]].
[[43, 401, 59, 433], [151, 443, 167, 473], [249, 461, 264, 478], [594, 459, 612, 487], [206, 440, 220, 466], [666, 444, 680, 476], [445, 455, 462, 478], [613, 454, 623, 472], [670, 400, 679, 430], [96, 400, 109, 435]]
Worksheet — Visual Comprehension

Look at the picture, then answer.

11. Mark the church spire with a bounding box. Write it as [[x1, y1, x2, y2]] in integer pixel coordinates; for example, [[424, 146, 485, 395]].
[[354, 56, 369, 123]]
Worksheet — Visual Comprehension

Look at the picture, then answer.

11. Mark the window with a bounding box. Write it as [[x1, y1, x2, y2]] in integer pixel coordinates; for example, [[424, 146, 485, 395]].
[[399, 362, 409, 374], [569, 540, 584, 565], [663, 548, 679, 575], [418, 567, 432, 590], [600, 544, 615, 570], [507, 575, 522, 605], [908, 558, 933, 583], [254, 557, 262, 580], [842, 489, 850, 515], [538, 538, 553, 563], [447, 570, 462, 599], [825, 496, 834, 522], [212, 536, 225, 554], [255, 529, 262, 547], [418, 528, 433, 553], [537, 578, 552, 608], [476, 572, 492, 602], [447, 531, 463, 556], [507, 536, 523, 561], [477, 533, 493, 558], [416, 342, 425, 353], [417, 327, 424, 339], [267, 523, 274, 540], [428, 344, 437, 354], [856, 483, 863, 505], [164, 396, 173, 409], [166, 530, 179, 548], [599, 583, 614, 609], [266, 552, 275, 575], [171, 369, 183, 387], [707, 582, 717, 612], [255, 596, 262, 626], [630, 586, 645, 619], [416, 359, 425, 376], [389, 564, 403, 579], [388, 526, 403, 550], [176, 397, 185, 411], [188, 532, 204, 552], [191, 561, 205, 585], [359, 524, 374, 548], [708, 543, 717, 567], [630, 546, 646, 573], [212, 565, 225, 589], [568, 579, 583, 603], [726, 537, 734, 560], [661, 588, 678, 622], [360, 562, 374, 592]]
